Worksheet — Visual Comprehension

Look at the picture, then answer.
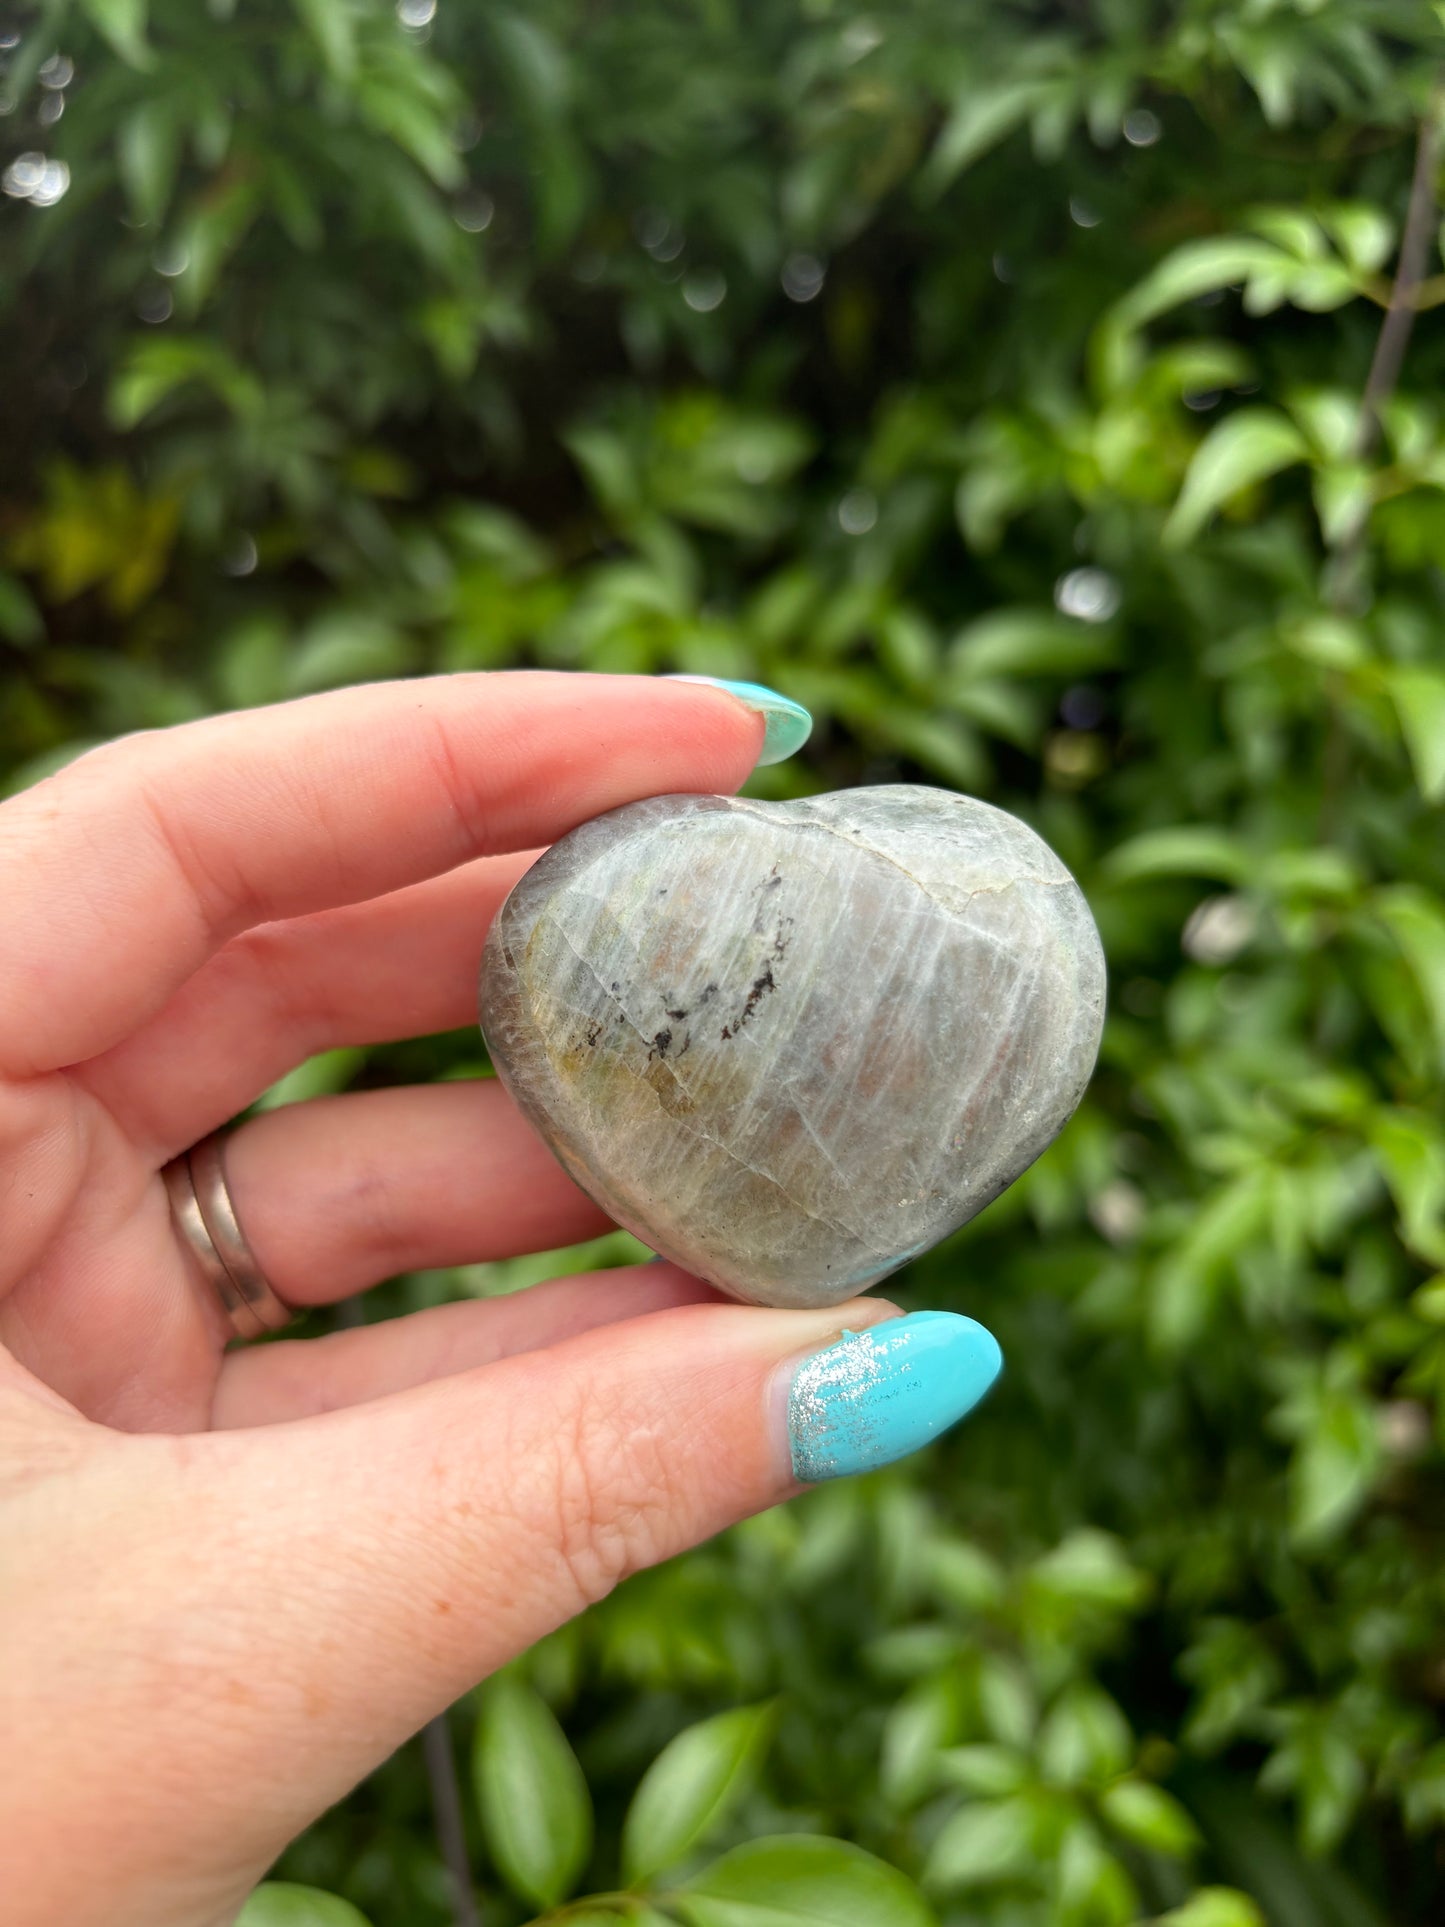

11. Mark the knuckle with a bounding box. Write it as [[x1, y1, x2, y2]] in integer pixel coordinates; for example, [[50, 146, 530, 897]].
[[224, 921, 331, 1050], [420, 709, 494, 855], [537, 1367, 679, 1611]]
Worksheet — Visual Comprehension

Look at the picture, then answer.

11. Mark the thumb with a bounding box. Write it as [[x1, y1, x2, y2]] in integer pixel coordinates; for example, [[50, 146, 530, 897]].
[[23, 1294, 1000, 1925], [201, 1293, 1001, 1813]]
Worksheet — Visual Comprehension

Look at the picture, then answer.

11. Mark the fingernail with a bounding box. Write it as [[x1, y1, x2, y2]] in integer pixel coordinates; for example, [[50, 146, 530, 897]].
[[666, 675, 813, 766], [784, 1311, 1003, 1483]]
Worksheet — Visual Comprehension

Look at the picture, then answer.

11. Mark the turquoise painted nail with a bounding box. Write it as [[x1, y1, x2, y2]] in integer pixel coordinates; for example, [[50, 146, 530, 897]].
[[666, 674, 813, 766], [787, 1311, 1003, 1483]]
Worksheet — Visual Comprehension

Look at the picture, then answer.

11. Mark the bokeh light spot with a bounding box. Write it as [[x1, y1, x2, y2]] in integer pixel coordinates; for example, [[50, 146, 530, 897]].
[[1055, 567, 1120, 623], [682, 268, 726, 312], [781, 252, 825, 303], [1123, 108, 1161, 147], [837, 489, 878, 536], [454, 188, 493, 233]]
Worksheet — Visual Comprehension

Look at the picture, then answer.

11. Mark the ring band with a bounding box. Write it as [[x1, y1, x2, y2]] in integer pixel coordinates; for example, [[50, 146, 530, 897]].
[[163, 1132, 293, 1340]]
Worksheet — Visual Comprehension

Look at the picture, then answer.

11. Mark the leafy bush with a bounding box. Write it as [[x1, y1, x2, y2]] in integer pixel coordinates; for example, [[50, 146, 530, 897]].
[[5, 2, 1445, 1923]]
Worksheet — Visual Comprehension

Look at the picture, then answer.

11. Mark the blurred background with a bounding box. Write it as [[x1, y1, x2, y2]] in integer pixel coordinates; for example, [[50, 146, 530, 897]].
[[4, 3, 1445, 1924]]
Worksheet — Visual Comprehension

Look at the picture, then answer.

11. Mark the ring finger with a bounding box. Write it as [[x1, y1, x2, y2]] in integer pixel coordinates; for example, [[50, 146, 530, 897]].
[[221, 1078, 612, 1308]]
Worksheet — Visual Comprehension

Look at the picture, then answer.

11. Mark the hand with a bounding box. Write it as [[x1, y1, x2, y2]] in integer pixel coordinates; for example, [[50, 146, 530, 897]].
[[0, 672, 999, 1927]]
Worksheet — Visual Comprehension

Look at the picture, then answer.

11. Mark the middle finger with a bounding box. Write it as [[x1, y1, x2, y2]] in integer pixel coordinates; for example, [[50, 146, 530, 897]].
[[77, 851, 536, 1155]]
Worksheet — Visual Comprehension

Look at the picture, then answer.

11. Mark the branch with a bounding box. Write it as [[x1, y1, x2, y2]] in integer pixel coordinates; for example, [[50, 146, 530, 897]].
[[1351, 85, 1445, 463], [1320, 85, 1444, 836], [1325, 84, 1445, 610], [422, 1711, 483, 1927]]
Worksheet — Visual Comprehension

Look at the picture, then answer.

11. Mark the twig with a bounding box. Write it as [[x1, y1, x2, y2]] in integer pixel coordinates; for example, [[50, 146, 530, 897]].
[[421, 1711, 482, 1927], [1318, 83, 1444, 839], [1351, 86, 1445, 465], [1326, 85, 1443, 608]]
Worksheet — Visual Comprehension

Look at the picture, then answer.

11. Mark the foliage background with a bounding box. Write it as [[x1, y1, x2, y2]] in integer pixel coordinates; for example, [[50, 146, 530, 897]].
[[5, 1, 1445, 1923]]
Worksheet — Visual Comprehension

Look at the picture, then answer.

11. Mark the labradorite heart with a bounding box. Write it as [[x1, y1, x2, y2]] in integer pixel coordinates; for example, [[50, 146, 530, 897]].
[[479, 787, 1105, 1310]]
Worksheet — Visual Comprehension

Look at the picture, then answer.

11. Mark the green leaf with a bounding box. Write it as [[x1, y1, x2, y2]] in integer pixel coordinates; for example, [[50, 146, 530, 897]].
[[109, 337, 263, 429], [355, 59, 466, 189], [976, 1654, 1038, 1749], [283, 614, 414, 694], [1164, 409, 1310, 546], [1103, 827, 1251, 886], [947, 607, 1118, 681], [1110, 237, 1288, 333], [565, 1913, 668, 1927], [0, 572, 43, 648], [1321, 203, 1395, 274], [1099, 1780, 1200, 1857], [293, 0, 357, 83], [1259, 1715, 1367, 1856], [1289, 1391, 1382, 1545], [1036, 1683, 1133, 1786], [1054, 1817, 1136, 1920], [117, 102, 183, 225], [923, 1798, 1036, 1891], [80, 0, 150, 66], [1374, 885, 1445, 1070], [474, 1675, 592, 1909], [936, 1745, 1030, 1797], [256, 1047, 367, 1111], [925, 81, 1048, 190], [1386, 667, 1445, 802], [865, 707, 985, 789], [1245, 205, 1326, 260], [881, 1676, 960, 1809], [1159, 1891, 1266, 1927], [622, 1702, 775, 1885], [676, 1835, 935, 1927], [491, 11, 573, 115], [175, 178, 263, 311], [1371, 1108, 1445, 1265], [1027, 1529, 1147, 1613], [235, 1886, 373, 1927]]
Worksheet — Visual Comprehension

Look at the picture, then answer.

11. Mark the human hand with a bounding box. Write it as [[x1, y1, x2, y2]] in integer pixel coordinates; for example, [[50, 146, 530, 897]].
[[0, 672, 1001, 1927]]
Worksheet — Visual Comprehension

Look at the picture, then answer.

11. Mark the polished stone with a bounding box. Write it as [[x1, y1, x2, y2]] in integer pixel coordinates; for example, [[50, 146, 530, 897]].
[[479, 787, 1106, 1309]]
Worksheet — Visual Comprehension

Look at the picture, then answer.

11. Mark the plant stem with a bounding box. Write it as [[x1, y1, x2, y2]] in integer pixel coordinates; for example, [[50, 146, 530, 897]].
[[1319, 82, 1444, 840], [1335, 82, 1444, 571], [422, 1711, 483, 1927], [1351, 89, 1445, 464], [1325, 85, 1443, 609]]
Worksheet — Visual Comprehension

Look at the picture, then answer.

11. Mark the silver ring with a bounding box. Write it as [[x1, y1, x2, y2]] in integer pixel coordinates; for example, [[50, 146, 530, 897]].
[[162, 1132, 293, 1340]]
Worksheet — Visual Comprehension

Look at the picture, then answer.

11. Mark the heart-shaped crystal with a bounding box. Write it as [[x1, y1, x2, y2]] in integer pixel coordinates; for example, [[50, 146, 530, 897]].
[[479, 786, 1105, 1308]]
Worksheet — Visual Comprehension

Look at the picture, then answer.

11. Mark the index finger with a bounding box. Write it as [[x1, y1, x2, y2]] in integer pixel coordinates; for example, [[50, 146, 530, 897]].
[[0, 671, 765, 1076]]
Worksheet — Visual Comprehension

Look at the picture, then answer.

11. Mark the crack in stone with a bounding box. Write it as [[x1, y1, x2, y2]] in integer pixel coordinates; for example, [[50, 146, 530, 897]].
[[784, 1100, 857, 1200], [535, 911, 878, 1253], [541, 915, 659, 1056], [721, 796, 1069, 922]]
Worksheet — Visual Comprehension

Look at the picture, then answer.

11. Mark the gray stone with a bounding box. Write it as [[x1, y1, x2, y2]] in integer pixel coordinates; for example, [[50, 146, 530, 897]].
[[479, 787, 1106, 1309]]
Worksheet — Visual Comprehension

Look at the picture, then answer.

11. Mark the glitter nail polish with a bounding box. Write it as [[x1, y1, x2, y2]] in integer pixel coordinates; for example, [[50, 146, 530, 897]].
[[785, 1311, 1003, 1482]]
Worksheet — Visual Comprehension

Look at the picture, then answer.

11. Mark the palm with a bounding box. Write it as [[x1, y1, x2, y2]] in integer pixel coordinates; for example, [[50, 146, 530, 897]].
[[1, 1074, 217, 1429]]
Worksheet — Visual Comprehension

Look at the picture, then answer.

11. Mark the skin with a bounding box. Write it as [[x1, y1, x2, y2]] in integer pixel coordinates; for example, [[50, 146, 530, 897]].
[[0, 672, 895, 1927]]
